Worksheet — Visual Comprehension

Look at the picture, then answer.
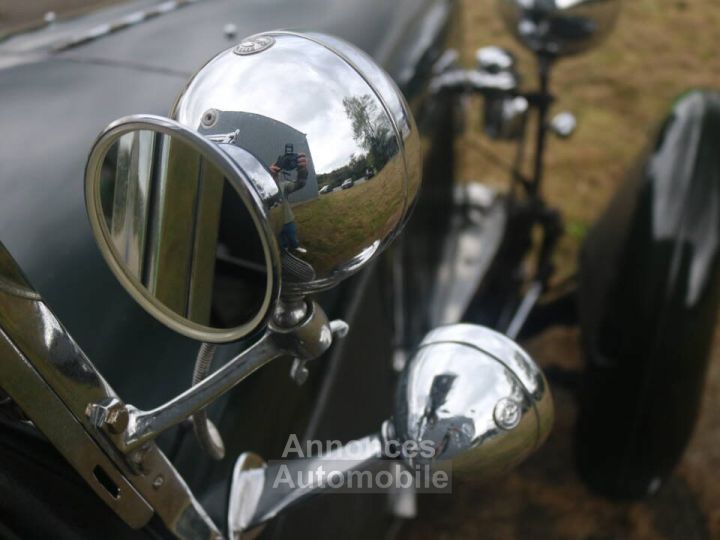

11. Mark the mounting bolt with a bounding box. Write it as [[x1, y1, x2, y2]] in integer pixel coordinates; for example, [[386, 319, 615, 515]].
[[105, 406, 129, 434], [86, 398, 129, 434], [152, 475, 165, 489]]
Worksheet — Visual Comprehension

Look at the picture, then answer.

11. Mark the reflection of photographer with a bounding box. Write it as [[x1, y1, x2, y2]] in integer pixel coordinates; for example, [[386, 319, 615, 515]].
[[270, 144, 308, 252]]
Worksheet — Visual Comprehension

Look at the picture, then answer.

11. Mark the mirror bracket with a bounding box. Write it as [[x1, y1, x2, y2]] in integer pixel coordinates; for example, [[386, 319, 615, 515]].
[[88, 299, 347, 457]]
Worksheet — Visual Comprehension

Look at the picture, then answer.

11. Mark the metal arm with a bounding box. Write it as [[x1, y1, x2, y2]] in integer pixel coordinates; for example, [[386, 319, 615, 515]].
[[0, 241, 223, 539], [89, 299, 345, 454]]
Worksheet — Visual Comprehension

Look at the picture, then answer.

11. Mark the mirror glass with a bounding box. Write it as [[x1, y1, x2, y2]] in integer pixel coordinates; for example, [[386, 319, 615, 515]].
[[95, 128, 270, 333]]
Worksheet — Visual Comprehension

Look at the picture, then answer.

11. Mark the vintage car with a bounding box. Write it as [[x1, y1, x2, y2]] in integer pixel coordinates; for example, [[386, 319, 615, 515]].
[[0, 0, 718, 539]]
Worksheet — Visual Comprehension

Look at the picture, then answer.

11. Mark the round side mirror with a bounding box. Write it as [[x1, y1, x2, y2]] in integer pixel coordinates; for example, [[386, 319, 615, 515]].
[[85, 32, 420, 342], [85, 115, 283, 342], [497, 0, 622, 58]]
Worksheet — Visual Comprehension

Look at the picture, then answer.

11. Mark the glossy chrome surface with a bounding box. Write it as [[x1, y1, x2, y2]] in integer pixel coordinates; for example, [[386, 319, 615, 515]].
[[229, 436, 383, 534], [173, 31, 421, 294], [429, 184, 507, 326], [577, 90, 720, 497], [475, 46, 516, 74], [394, 324, 553, 475], [497, 0, 621, 57], [484, 95, 529, 140], [550, 111, 578, 138], [85, 115, 282, 343], [227, 452, 268, 540], [227, 323, 553, 535], [0, 241, 221, 539]]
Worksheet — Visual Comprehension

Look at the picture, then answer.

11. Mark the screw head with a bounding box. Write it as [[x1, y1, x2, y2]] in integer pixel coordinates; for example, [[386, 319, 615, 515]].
[[493, 398, 522, 430], [233, 35, 275, 56], [201, 109, 219, 128]]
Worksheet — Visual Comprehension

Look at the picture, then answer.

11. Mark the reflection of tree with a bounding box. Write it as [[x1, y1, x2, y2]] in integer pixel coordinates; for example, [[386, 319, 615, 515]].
[[342, 94, 397, 172]]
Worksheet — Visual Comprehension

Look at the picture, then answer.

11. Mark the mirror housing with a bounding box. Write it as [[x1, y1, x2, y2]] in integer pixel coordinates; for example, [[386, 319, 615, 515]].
[[172, 31, 421, 296], [497, 0, 622, 58], [394, 324, 553, 475]]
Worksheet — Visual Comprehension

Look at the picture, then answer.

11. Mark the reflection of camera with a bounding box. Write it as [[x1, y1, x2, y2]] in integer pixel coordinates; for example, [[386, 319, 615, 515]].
[[276, 143, 298, 171]]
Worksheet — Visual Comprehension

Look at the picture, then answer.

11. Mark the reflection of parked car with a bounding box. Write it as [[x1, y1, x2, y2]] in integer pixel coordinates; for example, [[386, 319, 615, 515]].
[[319, 185, 331, 194], [341, 178, 354, 189]]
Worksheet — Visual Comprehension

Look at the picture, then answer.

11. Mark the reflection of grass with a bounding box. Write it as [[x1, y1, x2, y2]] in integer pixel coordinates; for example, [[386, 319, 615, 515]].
[[292, 155, 405, 275]]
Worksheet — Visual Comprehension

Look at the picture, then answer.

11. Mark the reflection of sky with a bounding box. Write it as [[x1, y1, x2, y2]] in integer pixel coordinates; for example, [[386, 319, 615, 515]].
[[176, 35, 395, 174], [309, 33, 411, 139]]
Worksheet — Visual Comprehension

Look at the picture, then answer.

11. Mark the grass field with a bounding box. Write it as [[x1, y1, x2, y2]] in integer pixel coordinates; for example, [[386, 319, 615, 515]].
[[457, 0, 720, 281], [293, 155, 406, 275]]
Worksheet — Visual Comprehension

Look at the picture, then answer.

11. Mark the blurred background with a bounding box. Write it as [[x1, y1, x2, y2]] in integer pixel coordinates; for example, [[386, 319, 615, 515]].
[[403, 1, 720, 539], [1, 0, 719, 538]]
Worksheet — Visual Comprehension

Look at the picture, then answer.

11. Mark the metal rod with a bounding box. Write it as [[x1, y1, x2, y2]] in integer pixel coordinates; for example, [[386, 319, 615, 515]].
[[506, 281, 543, 340], [530, 55, 554, 197], [124, 331, 282, 452], [229, 434, 384, 533]]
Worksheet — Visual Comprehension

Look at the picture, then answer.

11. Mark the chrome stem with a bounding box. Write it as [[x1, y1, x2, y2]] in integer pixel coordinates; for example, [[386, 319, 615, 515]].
[[505, 280, 543, 340], [229, 434, 384, 535]]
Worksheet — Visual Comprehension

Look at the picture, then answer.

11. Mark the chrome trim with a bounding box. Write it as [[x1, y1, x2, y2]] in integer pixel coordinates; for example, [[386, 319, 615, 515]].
[[506, 280, 543, 339], [52, 0, 209, 53], [0, 242, 221, 538], [227, 323, 554, 536], [411, 324, 554, 452], [0, 327, 154, 529], [429, 184, 507, 326]]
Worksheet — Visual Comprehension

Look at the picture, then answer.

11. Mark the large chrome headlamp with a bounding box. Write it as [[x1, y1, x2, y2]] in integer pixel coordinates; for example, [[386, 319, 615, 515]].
[[85, 31, 420, 343]]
